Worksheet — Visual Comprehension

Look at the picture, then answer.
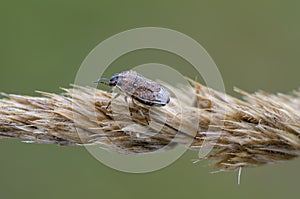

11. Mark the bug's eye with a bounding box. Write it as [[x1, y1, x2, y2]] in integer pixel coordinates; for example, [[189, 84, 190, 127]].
[[109, 74, 119, 86]]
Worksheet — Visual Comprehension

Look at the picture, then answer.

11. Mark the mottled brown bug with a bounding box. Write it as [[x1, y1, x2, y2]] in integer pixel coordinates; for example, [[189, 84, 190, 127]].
[[95, 70, 170, 107]]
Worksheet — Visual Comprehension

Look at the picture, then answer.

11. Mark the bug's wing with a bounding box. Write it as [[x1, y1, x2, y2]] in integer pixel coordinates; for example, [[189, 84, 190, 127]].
[[118, 72, 170, 106], [132, 85, 158, 101], [133, 83, 170, 105]]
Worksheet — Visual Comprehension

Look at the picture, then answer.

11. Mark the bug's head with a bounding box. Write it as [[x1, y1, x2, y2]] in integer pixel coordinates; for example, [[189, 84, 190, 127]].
[[108, 73, 119, 86], [94, 73, 120, 87]]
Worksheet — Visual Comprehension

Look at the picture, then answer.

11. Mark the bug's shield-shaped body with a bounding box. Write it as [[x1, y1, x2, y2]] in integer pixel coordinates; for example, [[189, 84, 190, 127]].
[[115, 70, 170, 106]]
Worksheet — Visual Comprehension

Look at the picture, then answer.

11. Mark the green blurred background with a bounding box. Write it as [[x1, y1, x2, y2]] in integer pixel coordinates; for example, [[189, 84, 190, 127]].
[[1, 0, 300, 198]]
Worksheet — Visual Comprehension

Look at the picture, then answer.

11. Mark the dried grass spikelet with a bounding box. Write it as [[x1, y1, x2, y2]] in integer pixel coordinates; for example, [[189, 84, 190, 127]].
[[1, 80, 300, 171]]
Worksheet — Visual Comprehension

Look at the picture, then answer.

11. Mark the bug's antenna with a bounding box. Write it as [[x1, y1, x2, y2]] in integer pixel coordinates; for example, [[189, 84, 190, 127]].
[[94, 78, 109, 85]]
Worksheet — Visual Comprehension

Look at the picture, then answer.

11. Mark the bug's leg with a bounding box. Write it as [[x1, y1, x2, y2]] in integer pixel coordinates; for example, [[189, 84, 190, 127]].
[[124, 95, 129, 105], [125, 96, 134, 117], [108, 86, 116, 93], [140, 110, 149, 125], [128, 97, 135, 117], [106, 92, 121, 109], [131, 99, 149, 125]]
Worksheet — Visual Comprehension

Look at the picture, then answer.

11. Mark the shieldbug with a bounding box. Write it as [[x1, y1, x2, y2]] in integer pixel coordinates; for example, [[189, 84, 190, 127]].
[[95, 70, 170, 108]]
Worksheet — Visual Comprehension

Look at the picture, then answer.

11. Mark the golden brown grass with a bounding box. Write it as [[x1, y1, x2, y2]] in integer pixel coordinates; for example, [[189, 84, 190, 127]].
[[1, 80, 300, 171]]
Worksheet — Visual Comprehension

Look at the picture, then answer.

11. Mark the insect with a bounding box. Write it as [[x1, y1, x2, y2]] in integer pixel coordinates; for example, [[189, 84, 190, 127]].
[[95, 70, 170, 107]]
